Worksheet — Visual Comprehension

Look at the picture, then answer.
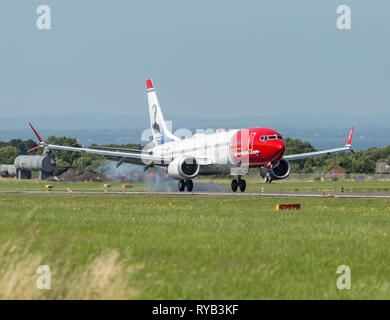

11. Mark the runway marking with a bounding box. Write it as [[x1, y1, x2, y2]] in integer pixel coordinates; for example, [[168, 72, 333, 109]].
[[0, 190, 390, 199]]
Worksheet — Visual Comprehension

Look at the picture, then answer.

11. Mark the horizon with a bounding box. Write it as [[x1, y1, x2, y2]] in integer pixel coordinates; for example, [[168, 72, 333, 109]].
[[0, 120, 388, 152]]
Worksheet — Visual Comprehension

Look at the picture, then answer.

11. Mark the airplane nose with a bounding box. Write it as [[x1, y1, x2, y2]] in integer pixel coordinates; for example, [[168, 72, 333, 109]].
[[278, 140, 285, 151], [270, 140, 285, 158]]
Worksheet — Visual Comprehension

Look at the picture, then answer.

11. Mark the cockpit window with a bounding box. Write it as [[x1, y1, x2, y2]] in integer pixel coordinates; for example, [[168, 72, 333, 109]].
[[260, 135, 283, 141]]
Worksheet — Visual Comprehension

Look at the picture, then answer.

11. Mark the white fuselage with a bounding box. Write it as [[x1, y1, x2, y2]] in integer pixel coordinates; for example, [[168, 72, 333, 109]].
[[152, 130, 238, 175]]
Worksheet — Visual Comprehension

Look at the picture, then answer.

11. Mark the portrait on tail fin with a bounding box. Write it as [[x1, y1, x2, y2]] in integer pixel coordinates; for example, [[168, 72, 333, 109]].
[[151, 104, 162, 144]]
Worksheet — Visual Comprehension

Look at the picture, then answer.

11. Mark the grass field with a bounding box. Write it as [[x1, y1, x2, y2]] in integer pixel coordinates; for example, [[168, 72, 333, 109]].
[[0, 177, 389, 193], [1, 191, 390, 299]]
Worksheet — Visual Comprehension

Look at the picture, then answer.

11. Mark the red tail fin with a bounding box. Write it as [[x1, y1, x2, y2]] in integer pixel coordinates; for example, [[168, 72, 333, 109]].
[[146, 79, 154, 90]]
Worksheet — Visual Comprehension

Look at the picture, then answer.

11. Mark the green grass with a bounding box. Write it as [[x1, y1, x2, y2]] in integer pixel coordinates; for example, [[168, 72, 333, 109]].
[[1, 193, 390, 299], [0, 178, 389, 193], [215, 178, 390, 193], [0, 178, 150, 192]]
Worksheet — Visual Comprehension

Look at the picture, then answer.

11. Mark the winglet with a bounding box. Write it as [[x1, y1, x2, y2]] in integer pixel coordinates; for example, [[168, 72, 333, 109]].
[[27, 145, 41, 153], [29, 122, 43, 143], [146, 79, 154, 90], [345, 126, 354, 147]]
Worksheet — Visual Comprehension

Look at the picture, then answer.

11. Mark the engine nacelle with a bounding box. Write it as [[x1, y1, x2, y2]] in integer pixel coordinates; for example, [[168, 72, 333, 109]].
[[167, 156, 200, 180], [260, 158, 291, 180]]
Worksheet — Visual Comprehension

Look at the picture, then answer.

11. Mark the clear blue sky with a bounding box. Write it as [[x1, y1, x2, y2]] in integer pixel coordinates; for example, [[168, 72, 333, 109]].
[[0, 1, 389, 119]]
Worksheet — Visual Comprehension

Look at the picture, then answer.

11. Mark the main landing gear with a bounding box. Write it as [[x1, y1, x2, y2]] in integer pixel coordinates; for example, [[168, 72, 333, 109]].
[[231, 176, 246, 192], [178, 179, 193, 192]]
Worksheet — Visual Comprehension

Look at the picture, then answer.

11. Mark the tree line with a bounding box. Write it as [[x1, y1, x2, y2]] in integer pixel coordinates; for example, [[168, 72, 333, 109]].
[[0, 137, 142, 173], [0, 136, 389, 174], [284, 138, 390, 174]]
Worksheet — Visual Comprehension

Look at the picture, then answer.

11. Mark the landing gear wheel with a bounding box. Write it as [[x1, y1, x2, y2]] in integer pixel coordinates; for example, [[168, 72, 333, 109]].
[[239, 179, 246, 192], [178, 180, 185, 192], [185, 180, 193, 192], [231, 179, 238, 192], [264, 173, 272, 183]]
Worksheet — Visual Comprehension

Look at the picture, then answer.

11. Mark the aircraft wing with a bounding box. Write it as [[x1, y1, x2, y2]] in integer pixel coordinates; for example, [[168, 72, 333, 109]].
[[27, 122, 171, 167], [28, 123, 213, 167], [283, 127, 354, 161], [46, 143, 169, 166], [46, 144, 214, 166], [91, 146, 144, 153]]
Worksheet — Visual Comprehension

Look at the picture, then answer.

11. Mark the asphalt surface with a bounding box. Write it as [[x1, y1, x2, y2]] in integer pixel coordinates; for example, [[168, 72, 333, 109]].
[[1, 190, 390, 198]]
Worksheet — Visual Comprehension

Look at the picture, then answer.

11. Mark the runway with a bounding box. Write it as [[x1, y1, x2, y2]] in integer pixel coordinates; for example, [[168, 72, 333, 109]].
[[1, 190, 390, 199]]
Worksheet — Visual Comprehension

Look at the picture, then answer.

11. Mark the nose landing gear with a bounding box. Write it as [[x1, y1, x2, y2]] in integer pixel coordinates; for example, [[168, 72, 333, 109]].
[[264, 171, 273, 183], [231, 176, 246, 192], [178, 179, 193, 192]]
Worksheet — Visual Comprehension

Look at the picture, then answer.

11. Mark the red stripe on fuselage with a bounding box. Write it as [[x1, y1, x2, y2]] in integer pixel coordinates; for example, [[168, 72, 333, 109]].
[[230, 128, 285, 168]]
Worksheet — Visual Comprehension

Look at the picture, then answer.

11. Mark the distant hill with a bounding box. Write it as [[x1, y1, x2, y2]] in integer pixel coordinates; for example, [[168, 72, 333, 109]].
[[0, 113, 389, 151]]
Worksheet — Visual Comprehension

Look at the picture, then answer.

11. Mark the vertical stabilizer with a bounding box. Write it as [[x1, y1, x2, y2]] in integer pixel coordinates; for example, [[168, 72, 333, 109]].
[[147, 79, 179, 146]]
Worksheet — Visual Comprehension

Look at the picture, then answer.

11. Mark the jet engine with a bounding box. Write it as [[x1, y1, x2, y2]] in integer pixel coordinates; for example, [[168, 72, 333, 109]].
[[260, 158, 291, 181], [167, 156, 200, 180]]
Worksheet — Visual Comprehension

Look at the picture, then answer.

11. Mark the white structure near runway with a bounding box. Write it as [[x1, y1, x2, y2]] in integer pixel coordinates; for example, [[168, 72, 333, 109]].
[[0, 148, 56, 180]]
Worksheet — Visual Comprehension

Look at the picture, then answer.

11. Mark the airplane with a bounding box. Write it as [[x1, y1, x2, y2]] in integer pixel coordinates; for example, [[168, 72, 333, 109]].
[[28, 79, 354, 192]]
